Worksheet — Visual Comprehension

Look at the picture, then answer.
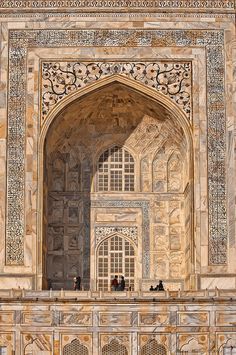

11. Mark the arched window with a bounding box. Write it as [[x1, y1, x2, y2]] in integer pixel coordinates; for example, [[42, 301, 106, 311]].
[[97, 235, 135, 291], [97, 146, 135, 192], [102, 339, 128, 355], [63, 339, 88, 355], [141, 339, 167, 355]]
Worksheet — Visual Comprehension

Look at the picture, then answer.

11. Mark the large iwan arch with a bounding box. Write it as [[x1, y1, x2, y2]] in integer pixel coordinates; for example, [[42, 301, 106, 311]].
[[37, 75, 194, 291]]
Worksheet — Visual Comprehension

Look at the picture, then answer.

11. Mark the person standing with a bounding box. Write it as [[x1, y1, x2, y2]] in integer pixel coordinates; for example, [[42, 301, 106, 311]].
[[111, 275, 118, 291], [119, 276, 125, 291], [73, 276, 81, 290], [158, 280, 164, 291]]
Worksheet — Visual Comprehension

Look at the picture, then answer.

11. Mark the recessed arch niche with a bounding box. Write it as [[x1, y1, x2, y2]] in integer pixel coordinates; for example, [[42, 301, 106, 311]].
[[40, 75, 193, 290]]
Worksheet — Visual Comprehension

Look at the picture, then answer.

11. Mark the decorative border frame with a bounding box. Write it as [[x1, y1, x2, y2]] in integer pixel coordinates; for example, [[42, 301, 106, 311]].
[[0, 0, 235, 11], [6, 28, 227, 267]]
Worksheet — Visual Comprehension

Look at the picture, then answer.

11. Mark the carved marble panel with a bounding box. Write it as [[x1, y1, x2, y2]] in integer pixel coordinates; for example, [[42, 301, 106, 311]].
[[0, 312, 14, 325], [167, 153, 182, 192], [178, 312, 209, 326], [22, 312, 52, 325], [216, 312, 236, 326], [138, 312, 170, 326], [99, 312, 132, 326], [178, 333, 209, 354], [22, 333, 52, 355], [60, 312, 92, 326]]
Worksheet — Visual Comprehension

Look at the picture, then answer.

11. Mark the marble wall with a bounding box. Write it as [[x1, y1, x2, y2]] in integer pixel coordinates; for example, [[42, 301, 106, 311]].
[[0, 289, 235, 354], [0, 1, 235, 292]]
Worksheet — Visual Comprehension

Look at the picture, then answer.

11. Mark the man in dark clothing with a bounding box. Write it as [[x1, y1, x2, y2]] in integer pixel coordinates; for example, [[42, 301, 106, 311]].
[[158, 280, 164, 291], [73, 276, 81, 290], [119, 276, 125, 291], [111, 275, 118, 291]]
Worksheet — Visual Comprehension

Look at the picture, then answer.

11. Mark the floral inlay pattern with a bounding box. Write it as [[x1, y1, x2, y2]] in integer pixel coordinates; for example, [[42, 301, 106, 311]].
[[42, 61, 191, 120]]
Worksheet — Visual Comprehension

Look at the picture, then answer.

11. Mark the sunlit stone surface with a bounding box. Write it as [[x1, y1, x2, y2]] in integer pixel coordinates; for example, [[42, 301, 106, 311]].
[[0, 1, 236, 353]]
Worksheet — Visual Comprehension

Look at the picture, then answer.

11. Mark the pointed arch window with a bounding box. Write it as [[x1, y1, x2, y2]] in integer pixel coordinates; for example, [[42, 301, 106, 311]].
[[141, 339, 167, 355], [63, 339, 88, 355], [97, 146, 135, 192], [97, 235, 135, 291]]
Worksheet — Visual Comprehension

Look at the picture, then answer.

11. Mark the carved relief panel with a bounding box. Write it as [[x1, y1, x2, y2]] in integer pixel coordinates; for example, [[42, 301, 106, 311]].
[[46, 149, 90, 290], [22, 333, 52, 355]]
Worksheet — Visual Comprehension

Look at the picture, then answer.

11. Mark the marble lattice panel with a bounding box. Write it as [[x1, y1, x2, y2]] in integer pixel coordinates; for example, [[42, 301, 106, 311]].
[[100, 333, 131, 355], [61, 333, 92, 354]]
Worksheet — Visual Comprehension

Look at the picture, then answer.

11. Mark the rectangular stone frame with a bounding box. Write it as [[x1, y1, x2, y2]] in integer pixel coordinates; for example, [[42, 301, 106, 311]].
[[6, 29, 227, 269]]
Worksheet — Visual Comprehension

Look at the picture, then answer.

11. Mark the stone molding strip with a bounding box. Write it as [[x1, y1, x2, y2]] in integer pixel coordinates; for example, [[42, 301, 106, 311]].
[[0, 0, 235, 12]]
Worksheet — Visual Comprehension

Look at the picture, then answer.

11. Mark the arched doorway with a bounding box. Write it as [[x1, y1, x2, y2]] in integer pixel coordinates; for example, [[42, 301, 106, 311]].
[[97, 234, 136, 291], [40, 75, 193, 291]]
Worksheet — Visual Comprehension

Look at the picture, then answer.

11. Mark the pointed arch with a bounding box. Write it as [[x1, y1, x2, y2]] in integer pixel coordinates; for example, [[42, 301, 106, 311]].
[[96, 233, 136, 291], [37, 74, 194, 290], [96, 144, 135, 192], [141, 339, 167, 355], [102, 339, 128, 355]]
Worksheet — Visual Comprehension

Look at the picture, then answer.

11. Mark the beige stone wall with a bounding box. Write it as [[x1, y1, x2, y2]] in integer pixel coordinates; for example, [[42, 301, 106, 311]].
[[0, 289, 235, 354], [0, 3, 235, 291]]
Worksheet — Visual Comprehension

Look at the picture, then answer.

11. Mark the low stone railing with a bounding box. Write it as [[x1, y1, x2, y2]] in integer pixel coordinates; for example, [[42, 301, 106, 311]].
[[0, 287, 236, 300]]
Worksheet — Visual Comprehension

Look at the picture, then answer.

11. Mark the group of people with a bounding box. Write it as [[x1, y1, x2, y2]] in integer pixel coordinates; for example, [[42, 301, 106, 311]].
[[111, 275, 126, 291], [73, 275, 164, 292], [149, 280, 164, 291]]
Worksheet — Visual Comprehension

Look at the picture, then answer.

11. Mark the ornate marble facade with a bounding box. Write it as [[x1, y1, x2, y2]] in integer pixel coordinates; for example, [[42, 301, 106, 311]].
[[0, 0, 236, 353]]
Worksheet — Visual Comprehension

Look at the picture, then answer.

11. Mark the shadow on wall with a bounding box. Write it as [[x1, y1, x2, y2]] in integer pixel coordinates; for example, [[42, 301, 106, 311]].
[[43, 81, 191, 290]]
